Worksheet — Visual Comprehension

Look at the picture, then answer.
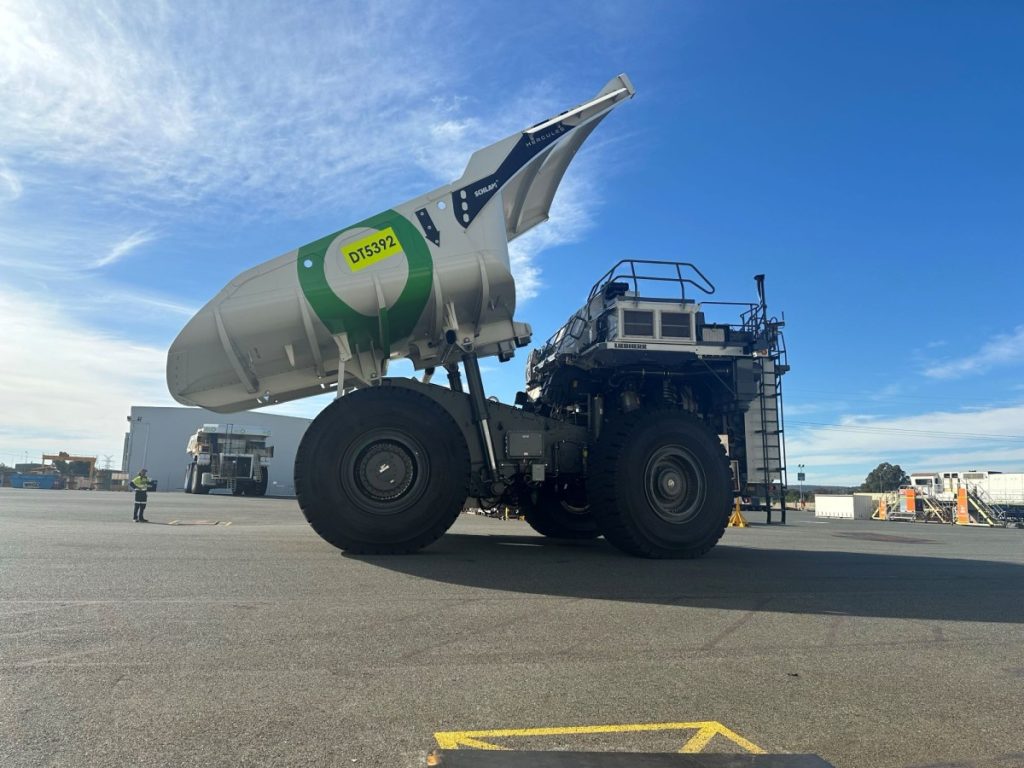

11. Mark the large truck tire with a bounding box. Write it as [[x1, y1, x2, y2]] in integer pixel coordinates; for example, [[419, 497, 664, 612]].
[[587, 409, 731, 559], [237, 473, 268, 497], [249, 471, 268, 497], [295, 387, 470, 554], [521, 479, 600, 540], [191, 463, 210, 495]]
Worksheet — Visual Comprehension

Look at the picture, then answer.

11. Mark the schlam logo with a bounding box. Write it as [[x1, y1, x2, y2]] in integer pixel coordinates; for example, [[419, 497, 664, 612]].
[[473, 181, 498, 198], [450, 120, 577, 229]]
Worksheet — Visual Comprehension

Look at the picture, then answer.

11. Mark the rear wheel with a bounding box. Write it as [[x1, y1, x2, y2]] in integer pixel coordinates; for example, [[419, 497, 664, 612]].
[[295, 387, 470, 554], [587, 409, 731, 559], [521, 479, 600, 539]]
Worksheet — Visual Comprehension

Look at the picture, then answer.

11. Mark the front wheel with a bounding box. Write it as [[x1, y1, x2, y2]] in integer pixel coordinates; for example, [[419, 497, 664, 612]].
[[521, 479, 600, 539], [191, 463, 209, 495], [248, 471, 268, 497], [587, 409, 731, 559], [294, 386, 470, 554]]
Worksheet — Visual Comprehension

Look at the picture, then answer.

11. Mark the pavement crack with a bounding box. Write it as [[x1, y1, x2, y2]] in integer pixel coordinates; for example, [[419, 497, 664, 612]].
[[700, 596, 773, 650]]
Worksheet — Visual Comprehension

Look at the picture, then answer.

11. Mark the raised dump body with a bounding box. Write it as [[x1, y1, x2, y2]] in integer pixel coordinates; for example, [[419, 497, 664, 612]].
[[168, 75, 636, 412]]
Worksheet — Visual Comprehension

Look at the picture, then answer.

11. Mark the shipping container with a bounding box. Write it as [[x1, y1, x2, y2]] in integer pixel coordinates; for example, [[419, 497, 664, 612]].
[[10, 474, 58, 490], [814, 494, 874, 520]]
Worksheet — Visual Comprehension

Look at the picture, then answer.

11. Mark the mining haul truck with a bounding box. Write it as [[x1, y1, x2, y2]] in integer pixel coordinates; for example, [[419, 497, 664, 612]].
[[184, 424, 273, 496], [167, 74, 788, 558]]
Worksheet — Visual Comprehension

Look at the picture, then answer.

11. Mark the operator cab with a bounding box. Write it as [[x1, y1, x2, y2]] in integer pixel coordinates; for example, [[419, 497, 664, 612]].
[[527, 259, 780, 387]]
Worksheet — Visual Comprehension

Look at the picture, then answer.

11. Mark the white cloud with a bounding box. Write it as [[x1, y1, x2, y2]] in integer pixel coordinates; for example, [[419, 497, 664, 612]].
[[92, 230, 155, 268], [784, 401, 841, 416], [0, 2, 621, 302], [72, 288, 198, 320], [920, 446, 1024, 468], [508, 173, 599, 302], [923, 325, 1024, 379], [0, 2, 551, 213], [0, 4, 628, 464], [0, 288, 176, 462], [0, 2, 444, 207], [0, 159, 21, 201], [787, 403, 1024, 481], [0, 205, 194, 324]]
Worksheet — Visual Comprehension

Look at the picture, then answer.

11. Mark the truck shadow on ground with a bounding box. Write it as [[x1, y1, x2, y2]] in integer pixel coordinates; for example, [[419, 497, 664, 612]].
[[351, 531, 1024, 624]]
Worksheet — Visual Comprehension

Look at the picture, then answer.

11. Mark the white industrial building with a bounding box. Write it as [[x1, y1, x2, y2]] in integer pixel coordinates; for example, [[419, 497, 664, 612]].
[[122, 406, 311, 496]]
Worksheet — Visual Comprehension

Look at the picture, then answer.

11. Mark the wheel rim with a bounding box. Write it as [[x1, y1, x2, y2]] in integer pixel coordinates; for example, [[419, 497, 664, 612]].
[[559, 500, 590, 516], [550, 480, 589, 516], [643, 445, 706, 523], [341, 430, 427, 514]]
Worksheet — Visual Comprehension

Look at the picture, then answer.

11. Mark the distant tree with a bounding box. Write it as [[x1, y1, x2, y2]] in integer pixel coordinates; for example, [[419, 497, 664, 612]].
[[859, 462, 909, 493]]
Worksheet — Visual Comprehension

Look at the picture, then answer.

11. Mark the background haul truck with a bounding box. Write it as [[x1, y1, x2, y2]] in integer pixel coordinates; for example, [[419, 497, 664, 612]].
[[184, 424, 272, 496], [167, 74, 788, 558]]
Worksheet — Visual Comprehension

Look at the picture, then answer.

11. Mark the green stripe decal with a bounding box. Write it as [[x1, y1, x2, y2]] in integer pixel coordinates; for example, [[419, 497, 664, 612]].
[[296, 210, 433, 353]]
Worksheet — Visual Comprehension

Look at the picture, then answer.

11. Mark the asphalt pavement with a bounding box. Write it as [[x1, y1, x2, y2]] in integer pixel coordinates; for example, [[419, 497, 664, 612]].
[[1, 488, 1022, 767]]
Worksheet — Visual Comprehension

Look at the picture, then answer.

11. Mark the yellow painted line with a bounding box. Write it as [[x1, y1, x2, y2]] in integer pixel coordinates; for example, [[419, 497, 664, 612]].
[[434, 720, 765, 753], [708, 723, 766, 754], [678, 724, 718, 753], [168, 520, 178, 525], [681, 723, 766, 754]]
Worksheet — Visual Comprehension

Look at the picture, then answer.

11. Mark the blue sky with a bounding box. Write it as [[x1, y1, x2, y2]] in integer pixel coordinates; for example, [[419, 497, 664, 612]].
[[1, 1, 1022, 485]]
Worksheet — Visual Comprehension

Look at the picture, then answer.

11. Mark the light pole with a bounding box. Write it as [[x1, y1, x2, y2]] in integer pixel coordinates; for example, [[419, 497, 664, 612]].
[[797, 464, 806, 510]]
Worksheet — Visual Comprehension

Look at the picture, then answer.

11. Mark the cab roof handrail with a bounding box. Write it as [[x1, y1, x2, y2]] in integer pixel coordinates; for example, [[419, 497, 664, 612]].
[[587, 259, 716, 303]]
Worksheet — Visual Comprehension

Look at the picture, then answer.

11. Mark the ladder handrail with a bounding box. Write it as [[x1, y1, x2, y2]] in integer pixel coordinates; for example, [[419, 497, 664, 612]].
[[965, 482, 1006, 525]]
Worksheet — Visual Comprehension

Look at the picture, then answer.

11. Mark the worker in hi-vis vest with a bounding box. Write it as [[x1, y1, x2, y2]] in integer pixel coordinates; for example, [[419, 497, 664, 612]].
[[130, 469, 150, 523]]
